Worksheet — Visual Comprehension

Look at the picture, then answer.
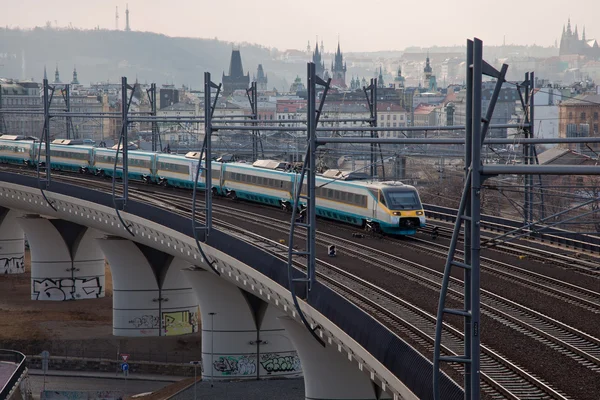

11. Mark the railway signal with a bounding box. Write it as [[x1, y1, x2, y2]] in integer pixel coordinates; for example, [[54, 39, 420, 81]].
[[328, 245, 336, 257]]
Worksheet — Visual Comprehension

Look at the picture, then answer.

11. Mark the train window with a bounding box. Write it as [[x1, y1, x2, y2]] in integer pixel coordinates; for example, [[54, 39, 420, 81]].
[[327, 189, 333, 199], [252, 176, 257, 184], [213, 169, 221, 179], [341, 192, 347, 201], [379, 191, 387, 207], [383, 189, 422, 209]]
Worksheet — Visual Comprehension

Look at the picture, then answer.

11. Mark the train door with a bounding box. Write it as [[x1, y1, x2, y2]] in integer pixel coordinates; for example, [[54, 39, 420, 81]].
[[218, 163, 225, 192], [372, 190, 379, 219], [189, 160, 202, 187]]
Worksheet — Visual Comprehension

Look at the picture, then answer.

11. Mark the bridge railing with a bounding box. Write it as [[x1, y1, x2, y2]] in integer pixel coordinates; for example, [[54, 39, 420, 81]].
[[23, 347, 198, 364], [0, 349, 27, 399], [424, 203, 600, 253]]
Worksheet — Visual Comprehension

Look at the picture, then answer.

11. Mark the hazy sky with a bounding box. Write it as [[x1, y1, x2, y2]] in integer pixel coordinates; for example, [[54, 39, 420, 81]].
[[1, 0, 598, 52]]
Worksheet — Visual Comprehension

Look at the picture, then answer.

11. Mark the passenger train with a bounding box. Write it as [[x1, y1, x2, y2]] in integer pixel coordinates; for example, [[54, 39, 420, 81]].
[[0, 136, 426, 235]]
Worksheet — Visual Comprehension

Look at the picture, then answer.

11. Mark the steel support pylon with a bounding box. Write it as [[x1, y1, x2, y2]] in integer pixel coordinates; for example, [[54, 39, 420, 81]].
[[246, 82, 262, 161], [433, 38, 508, 400], [36, 78, 57, 210], [191, 72, 221, 275], [363, 79, 385, 179], [112, 76, 136, 236], [287, 62, 330, 346], [146, 83, 160, 152]]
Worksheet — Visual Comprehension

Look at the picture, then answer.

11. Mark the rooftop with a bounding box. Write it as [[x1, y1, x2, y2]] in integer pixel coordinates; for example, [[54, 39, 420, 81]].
[[537, 147, 594, 165], [561, 93, 600, 106]]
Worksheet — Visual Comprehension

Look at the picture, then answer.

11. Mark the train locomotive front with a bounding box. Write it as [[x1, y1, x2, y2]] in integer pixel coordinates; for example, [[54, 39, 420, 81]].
[[373, 182, 426, 235]]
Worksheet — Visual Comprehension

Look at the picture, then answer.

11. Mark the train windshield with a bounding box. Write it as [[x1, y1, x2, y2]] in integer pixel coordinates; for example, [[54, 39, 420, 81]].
[[383, 189, 422, 210]]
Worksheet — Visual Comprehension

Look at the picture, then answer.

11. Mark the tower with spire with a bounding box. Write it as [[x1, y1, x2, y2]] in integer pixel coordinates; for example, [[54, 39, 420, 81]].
[[71, 66, 79, 85], [54, 65, 61, 84], [330, 40, 347, 88], [394, 65, 405, 89], [377, 67, 385, 88], [423, 53, 433, 84], [256, 64, 268, 91], [559, 19, 600, 58], [125, 4, 131, 31], [312, 41, 325, 79], [222, 48, 250, 95]]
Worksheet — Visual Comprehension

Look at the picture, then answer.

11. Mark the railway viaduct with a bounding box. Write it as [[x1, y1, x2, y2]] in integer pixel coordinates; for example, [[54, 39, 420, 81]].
[[0, 170, 463, 400]]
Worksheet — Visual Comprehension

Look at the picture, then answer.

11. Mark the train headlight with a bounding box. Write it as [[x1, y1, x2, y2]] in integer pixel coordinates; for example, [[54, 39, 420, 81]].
[[392, 211, 402, 216], [416, 211, 424, 216]]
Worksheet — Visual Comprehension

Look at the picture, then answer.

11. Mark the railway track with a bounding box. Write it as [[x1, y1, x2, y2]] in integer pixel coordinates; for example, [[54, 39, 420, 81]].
[[183, 195, 600, 374], [5, 168, 598, 398], [399, 235, 600, 314], [421, 221, 600, 275], [139, 192, 572, 400], [32, 172, 600, 372]]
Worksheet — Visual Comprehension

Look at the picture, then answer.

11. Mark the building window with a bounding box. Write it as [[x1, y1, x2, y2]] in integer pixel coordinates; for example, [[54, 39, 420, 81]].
[[581, 112, 586, 121], [595, 124, 599, 134], [569, 112, 573, 119], [594, 112, 599, 121], [393, 115, 397, 120]]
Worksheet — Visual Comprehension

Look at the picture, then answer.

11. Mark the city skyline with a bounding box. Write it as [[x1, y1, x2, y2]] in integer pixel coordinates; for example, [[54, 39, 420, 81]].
[[1, 0, 598, 52]]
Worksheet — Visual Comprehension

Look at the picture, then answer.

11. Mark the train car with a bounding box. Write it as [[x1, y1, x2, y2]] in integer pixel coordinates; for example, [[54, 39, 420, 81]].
[[155, 152, 225, 190], [93, 148, 156, 182], [0, 136, 35, 165], [155, 153, 197, 188], [299, 171, 424, 235], [93, 148, 122, 178], [219, 160, 295, 208], [362, 181, 425, 235], [310, 173, 372, 228], [36, 142, 94, 173]]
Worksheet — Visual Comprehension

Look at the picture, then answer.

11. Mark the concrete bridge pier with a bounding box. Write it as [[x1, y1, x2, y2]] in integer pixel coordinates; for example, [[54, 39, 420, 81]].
[[97, 236, 199, 337], [17, 215, 105, 300], [0, 207, 25, 274], [279, 316, 383, 400], [182, 268, 302, 381]]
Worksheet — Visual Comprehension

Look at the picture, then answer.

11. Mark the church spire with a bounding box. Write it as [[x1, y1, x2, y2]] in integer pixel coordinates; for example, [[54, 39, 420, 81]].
[[54, 64, 61, 84], [71, 66, 79, 85], [583, 26, 586, 41], [567, 18, 572, 35], [575, 25, 579, 40]]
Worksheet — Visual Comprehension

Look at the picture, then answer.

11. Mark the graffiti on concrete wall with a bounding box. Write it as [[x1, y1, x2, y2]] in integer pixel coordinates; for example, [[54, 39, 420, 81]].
[[260, 353, 302, 374], [213, 355, 257, 376], [162, 308, 199, 336], [32, 277, 102, 300], [1, 256, 24, 274], [128, 315, 160, 330]]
